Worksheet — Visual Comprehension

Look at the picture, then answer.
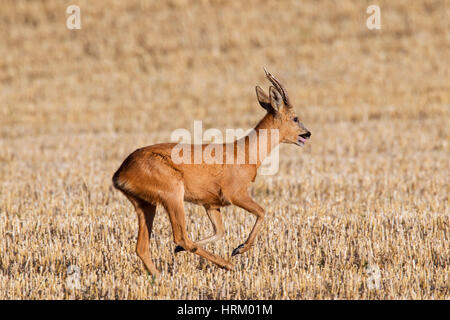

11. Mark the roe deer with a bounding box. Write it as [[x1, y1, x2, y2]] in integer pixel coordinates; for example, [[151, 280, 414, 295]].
[[112, 69, 311, 275]]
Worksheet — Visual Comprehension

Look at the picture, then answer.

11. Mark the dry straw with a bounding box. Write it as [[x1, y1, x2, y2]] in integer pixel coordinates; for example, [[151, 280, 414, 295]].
[[0, 0, 448, 299]]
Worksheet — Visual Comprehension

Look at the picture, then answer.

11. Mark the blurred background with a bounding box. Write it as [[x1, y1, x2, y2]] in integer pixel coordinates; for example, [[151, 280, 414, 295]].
[[1, 0, 448, 137], [0, 0, 448, 299]]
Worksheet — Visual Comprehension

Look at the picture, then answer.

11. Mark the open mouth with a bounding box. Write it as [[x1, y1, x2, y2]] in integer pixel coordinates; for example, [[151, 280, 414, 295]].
[[296, 132, 311, 147]]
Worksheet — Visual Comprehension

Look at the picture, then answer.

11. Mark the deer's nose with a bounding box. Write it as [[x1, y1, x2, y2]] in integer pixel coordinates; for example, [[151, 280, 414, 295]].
[[300, 131, 311, 139]]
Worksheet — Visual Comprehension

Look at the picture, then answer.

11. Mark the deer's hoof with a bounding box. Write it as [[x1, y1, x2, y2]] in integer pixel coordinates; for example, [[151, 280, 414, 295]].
[[231, 244, 245, 256], [174, 245, 185, 253]]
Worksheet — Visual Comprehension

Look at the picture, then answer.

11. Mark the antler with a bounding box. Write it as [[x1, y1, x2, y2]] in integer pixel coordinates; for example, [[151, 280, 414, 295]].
[[264, 68, 291, 106]]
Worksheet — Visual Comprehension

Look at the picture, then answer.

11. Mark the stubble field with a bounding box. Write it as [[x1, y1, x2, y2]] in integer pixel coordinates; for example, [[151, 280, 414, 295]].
[[0, 0, 449, 299]]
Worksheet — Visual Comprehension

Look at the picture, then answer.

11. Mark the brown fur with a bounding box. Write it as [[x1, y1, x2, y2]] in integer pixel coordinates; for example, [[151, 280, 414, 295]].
[[112, 70, 310, 275]]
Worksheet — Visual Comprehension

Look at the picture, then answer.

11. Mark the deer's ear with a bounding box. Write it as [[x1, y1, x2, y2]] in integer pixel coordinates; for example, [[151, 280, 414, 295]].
[[269, 86, 283, 112], [255, 86, 275, 113]]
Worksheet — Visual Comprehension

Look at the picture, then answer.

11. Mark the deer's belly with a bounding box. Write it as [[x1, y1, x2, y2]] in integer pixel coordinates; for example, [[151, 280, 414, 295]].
[[184, 185, 230, 207]]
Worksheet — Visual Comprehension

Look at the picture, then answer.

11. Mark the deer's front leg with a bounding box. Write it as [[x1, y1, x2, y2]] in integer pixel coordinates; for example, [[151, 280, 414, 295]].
[[229, 193, 265, 256], [174, 208, 224, 253]]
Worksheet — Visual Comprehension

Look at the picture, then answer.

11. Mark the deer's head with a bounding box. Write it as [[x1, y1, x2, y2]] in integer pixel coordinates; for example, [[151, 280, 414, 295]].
[[255, 69, 311, 147]]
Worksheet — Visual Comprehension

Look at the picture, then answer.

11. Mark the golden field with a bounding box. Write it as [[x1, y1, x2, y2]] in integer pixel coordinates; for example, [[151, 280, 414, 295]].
[[0, 0, 448, 299]]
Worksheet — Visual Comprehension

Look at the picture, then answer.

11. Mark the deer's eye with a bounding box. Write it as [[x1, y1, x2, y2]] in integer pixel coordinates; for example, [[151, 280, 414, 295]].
[[293, 117, 299, 123]]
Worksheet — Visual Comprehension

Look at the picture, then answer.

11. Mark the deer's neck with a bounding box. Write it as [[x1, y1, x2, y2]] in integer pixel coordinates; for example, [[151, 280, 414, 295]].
[[235, 113, 280, 167]]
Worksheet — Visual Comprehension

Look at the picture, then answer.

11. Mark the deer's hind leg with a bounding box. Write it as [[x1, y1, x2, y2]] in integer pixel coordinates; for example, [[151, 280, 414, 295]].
[[175, 207, 224, 253], [126, 194, 159, 275], [162, 188, 233, 270]]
